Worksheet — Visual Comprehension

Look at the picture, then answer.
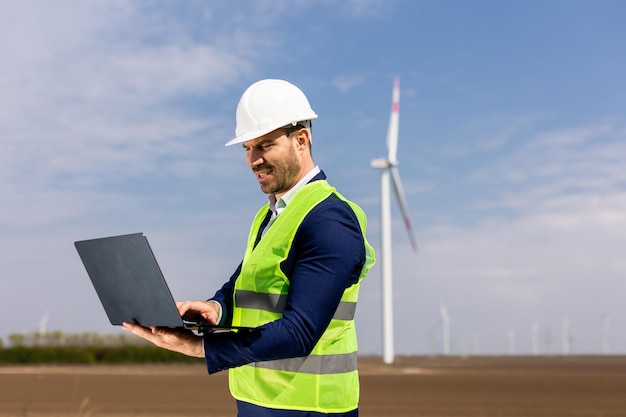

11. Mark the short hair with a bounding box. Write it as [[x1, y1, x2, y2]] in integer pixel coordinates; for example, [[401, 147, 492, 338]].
[[284, 121, 313, 148]]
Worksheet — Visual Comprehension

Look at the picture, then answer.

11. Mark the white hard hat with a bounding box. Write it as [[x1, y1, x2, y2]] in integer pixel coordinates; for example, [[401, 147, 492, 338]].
[[225, 79, 318, 146]]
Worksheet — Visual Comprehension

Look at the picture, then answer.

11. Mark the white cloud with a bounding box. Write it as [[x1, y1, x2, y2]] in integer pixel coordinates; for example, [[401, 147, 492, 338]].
[[339, 0, 393, 17], [470, 122, 626, 210], [332, 75, 364, 93], [0, 1, 273, 230]]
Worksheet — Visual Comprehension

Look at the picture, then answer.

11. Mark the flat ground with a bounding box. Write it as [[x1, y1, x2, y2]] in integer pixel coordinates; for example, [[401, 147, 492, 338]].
[[1, 356, 625, 416]]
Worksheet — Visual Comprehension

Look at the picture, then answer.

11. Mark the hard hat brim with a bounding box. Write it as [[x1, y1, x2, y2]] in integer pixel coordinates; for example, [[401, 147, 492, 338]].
[[224, 116, 317, 147], [224, 126, 279, 147]]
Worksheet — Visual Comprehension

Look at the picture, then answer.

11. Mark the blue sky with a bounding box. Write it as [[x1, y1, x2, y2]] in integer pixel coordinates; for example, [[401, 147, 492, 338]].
[[2, 0, 625, 356]]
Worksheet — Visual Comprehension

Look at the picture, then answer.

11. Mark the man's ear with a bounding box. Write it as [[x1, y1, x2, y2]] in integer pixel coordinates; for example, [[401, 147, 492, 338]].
[[295, 128, 310, 150]]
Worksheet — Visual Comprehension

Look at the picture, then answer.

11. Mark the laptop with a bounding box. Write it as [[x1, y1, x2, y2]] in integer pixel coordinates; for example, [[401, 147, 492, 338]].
[[75, 232, 252, 333]]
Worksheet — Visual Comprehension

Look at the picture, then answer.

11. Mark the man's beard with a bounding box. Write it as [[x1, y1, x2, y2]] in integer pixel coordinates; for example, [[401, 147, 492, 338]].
[[257, 145, 301, 195]]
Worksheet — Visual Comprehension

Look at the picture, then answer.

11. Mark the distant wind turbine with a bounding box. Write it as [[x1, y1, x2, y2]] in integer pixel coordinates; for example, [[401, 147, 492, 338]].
[[531, 322, 540, 355], [440, 301, 451, 355], [508, 329, 517, 355], [602, 314, 611, 355], [371, 77, 418, 365], [39, 311, 49, 334], [562, 316, 571, 355]]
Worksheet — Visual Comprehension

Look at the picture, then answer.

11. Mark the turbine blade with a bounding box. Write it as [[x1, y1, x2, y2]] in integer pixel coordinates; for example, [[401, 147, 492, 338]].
[[386, 77, 400, 163], [390, 166, 418, 252]]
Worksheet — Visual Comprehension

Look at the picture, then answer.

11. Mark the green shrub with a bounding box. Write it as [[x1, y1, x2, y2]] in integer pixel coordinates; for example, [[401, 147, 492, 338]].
[[0, 331, 203, 364]]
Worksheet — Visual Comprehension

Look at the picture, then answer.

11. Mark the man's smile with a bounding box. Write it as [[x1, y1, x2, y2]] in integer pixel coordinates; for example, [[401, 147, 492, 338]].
[[254, 167, 273, 180]]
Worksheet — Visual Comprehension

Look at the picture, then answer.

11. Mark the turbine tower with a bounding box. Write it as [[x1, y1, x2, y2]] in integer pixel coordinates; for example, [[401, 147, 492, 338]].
[[39, 311, 49, 334], [531, 322, 540, 355], [562, 316, 571, 355], [602, 314, 611, 355], [440, 301, 451, 355], [371, 77, 418, 364]]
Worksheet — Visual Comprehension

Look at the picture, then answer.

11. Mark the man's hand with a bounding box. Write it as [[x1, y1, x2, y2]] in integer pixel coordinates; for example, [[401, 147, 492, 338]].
[[122, 323, 205, 358], [177, 300, 222, 325]]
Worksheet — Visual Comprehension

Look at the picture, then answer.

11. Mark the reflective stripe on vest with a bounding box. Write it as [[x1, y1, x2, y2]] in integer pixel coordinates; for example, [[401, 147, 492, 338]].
[[251, 352, 357, 374], [235, 289, 357, 321]]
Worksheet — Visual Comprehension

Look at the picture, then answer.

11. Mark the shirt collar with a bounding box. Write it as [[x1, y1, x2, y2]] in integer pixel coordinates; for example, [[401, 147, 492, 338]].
[[268, 165, 321, 216]]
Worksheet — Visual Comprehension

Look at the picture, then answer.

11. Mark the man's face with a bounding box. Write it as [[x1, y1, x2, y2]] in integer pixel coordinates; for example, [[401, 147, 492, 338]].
[[242, 128, 303, 197]]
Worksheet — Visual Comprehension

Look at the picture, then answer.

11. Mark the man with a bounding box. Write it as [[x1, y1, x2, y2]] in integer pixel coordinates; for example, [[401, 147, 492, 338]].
[[123, 79, 375, 416]]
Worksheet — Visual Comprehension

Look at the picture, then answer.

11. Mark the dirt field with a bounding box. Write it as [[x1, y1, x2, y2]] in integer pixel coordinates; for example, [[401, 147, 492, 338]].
[[1, 356, 625, 416]]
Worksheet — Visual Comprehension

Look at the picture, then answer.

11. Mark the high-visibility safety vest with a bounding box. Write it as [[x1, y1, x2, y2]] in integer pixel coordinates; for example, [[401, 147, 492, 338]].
[[229, 180, 375, 413]]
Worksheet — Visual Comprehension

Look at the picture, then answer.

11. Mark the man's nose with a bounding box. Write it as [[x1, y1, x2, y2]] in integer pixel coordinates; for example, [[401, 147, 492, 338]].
[[247, 152, 263, 167]]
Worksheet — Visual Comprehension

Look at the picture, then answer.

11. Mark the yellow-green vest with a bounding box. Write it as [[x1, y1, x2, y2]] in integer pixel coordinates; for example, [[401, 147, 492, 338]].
[[229, 180, 375, 413]]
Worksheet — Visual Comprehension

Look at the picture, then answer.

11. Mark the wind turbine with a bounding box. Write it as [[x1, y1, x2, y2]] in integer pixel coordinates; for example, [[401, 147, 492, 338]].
[[508, 329, 517, 355], [602, 314, 611, 355], [562, 316, 571, 355], [531, 322, 540, 355], [371, 77, 418, 365], [39, 311, 49, 334], [440, 301, 451, 355]]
